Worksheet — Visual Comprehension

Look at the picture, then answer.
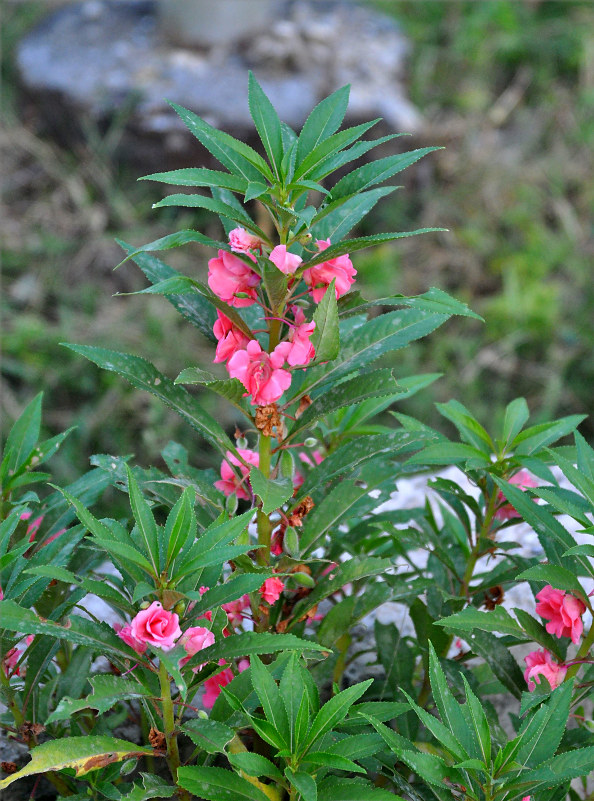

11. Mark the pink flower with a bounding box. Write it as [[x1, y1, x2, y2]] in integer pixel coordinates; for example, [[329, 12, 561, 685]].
[[2, 647, 20, 678], [294, 449, 324, 489], [179, 626, 215, 670], [203, 667, 234, 709], [259, 577, 285, 605], [228, 340, 292, 406], [129, 601, 182, 651], [42, 528, 67, 547], [271, 527, 284, 556], [214, 448, 259, 501], [208, 249, 260, 308], [495, 470, 538, 520], [0, 586, 4, 601], [229, 227, 263, 254], [535, 585, 586, 644], [269, 245, 302, 275], [524, 649, 567, 691], [222, 594, 250, 626], [114, 623, 148, 655], [287, 308, 316, 367], [303, 239, 356, 303], [213, 311, 251, 364]]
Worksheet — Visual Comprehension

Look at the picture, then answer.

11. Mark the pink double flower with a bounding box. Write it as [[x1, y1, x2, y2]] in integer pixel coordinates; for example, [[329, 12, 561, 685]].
[[535, 585, 586, 645], [303, 238, 356, 303], [214, 448, 259, 500], [208, 249, 260, 308], [228, 340, 292, 406], [524, 648, 567, 691]]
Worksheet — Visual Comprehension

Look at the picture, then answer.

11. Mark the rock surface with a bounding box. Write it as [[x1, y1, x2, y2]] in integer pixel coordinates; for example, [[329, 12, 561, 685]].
[[16, 0, 421, 166]]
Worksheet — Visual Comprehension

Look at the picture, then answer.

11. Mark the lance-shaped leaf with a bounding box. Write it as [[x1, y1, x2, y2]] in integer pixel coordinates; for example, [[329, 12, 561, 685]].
[[251, 655, 289, 744], [250, 468, 293, 514], [45, 675, 153, 724], [116, 240, 217, 341], [248, 72, 284, 173], [296, 84, 350, 167], [195, 632, 326, 665], [121, 773, 175, 801], [312, 186, 399, 243], [1, 392, 42, 479], [164, 486, 196, 567], [186, 572, 272, 618], [511, 414, 586, 455], [515, 564, 588, 604], [177, 766, 271, 801], [288, 369, 402, 441], [116, 229, 228, 269], [126, 465, 160, 573], [152, 194, 265, 238], [285, 769, 317, 801], [0, 600, 147, 662], [181, 719, 235, 755], [63, 345, 235, 457], [464, 629, 526, 700], [295, 120, 381, 180], [0, 737, 155, 790], [330, 147, 443, 199], [301, 680, 373, 754], [170, 101, 273, 182], [141, 167, 247, 191], [310, 133, 402, 183], [310, 278, 339, 364], [435, 606, 526, 638], [175, 368, 247, 408]]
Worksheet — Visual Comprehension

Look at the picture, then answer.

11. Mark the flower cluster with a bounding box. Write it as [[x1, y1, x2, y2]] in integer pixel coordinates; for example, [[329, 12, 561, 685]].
[[523, 583, 587, 691], [208, 228, 355, 407]]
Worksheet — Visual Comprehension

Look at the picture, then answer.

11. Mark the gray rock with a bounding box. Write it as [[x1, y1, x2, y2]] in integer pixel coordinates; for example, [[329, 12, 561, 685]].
[[16, 0, 421, 167]]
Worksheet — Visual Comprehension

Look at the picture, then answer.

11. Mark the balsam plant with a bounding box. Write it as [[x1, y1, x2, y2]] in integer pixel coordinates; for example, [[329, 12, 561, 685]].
[[2, 75, 594, 801]]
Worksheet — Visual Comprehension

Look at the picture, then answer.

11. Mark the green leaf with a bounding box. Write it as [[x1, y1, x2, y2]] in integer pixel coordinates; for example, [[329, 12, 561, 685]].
[[330, 147, 442, 199], [3, 392, 42, 477], [116, 240, 217, 342], [301, 680, 373, 754], [312, 187, 398, 242], [435, 400, 494, 453], [300, 230, 445, 271], [407, 441, 491, 467], [196, 632, 326, 665], [229, 752, 283, 781], [177, 766, 271, 801], [126, 465, 160, 573], [514, 679, 573, 768], [289, 370, 401, 440], [170, 101, 273, 182], [515, 564, 587, 603], [401, 690, 468, 762], [280, 654, 308, 751], [250, 468, 293, 514], [295, 120, 381, 181], [248, 71, 284, 173], [461, 676, 491, 764], [250, 655, 289, 743], [435, 606, 525, 638], [514, 608, 562, 658], [296, 84, 350, 168], [286, 768, 317, 801], [0, 737, 154, 790], [512, 747, 594, 789], [187, 573, 272, 618], [262, 256, 289, 312], [0, 600, 146, 662], [164, 487, 196, 567], [502, 397, 530, 448], [63, 345, 235, 456], [464, 629, 526, 700], [152, 194, 263, 237], [304, 752, 366, 774], [244, 181, 268, 201], [512, 414, 586, 455], [181, 718, 234, 755], [310, 278, 339, 364], [45, 675, 152, 724], [318, 780, 402, 801], [121, 773, 175, 801], [141, 167, 246, 191], [116, 229, 228, 268], [174, 368, 246, 407]]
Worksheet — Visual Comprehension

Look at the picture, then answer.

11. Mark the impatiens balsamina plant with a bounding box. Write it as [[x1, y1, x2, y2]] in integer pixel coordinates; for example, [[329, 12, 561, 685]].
[[2, 74, 594, 801]]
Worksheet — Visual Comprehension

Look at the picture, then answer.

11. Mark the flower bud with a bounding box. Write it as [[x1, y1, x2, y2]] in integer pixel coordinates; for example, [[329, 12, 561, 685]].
[[119, 758, 136, 776], [291, 571, 315, 588], [280, 450, 295, 479], [226, 492, 239, 515], [198, 710, 209, 719], [139, 601, 150, 610], [284, 526, 299, 558], [173, 601, 185, 617], [304, 437, 318, 448], [236, 436, 248, 449]]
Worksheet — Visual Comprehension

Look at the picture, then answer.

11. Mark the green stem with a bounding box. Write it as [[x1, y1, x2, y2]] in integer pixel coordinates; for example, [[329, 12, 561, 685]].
[[159, 662, 192, 801], [257, 433, 272, 566]]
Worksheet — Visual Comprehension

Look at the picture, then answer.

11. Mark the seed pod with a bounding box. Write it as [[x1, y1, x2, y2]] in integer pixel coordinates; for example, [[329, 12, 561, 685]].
[[226, 492, 239, 516], [291, 571, 315, 588], [304, 437, 317, 448], [280, 449, 295, 479], [284, 526, 300, 558]]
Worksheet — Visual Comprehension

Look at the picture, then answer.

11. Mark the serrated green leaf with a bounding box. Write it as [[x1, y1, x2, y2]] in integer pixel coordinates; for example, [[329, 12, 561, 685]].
[[170, 101, 273, 182], [295, 120, 381, 181], [196, 632, 325, 665], [261, 256, 289, 312], [310, 278, 339, 364], [318, 780, 401, 801], [502, 397, 530, 448], [302, 680, 372, 754], [45, 675, 152, 724], [436, 606, 525, 637], [296, 84, 350, 167], [250, 468, 293, 514], [330, 147, 442, 199], [152, 194, 264, 237], [229, 752, 283, 781], [407, 441, 491, 467], [181, 718, 234, 754], [187, 573, 271, 619], [250, 655, 289, 744], [248, 71, 283, 173], [516, 564, 587, 603], [286, 768, 317, 801], [141, 167, 247, 191], [435, 400, 494, 452], [63, 345, 235, 456], [512, 414, 586, 455], [312, 186, 399, 242], [120, 773, 175, 801], [126, 465, 159, 573], [177, 766, 271, 801], [3, 392, 42, 478], [116, 240, 217, 341], [174, 367, 246, 407], [164, 487, 196, 567], [288, 369, 401, 441], [0, 737, 154, 790]]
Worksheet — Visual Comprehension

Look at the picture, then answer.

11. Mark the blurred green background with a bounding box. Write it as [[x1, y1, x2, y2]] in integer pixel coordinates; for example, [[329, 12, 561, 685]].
[[2, 0, 593, 487]]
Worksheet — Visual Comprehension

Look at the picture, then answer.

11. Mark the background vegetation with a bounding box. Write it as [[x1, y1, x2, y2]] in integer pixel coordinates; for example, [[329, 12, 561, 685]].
[[2, 0, 593, 489]]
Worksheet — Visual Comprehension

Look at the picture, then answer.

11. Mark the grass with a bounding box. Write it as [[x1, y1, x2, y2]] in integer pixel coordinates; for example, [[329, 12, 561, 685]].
[[2, 0, 594, 487]]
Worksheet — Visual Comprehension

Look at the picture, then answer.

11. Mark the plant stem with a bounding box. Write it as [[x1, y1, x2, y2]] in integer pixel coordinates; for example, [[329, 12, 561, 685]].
[[257, 433, 272, 566], [158, 662, 192, 801]]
